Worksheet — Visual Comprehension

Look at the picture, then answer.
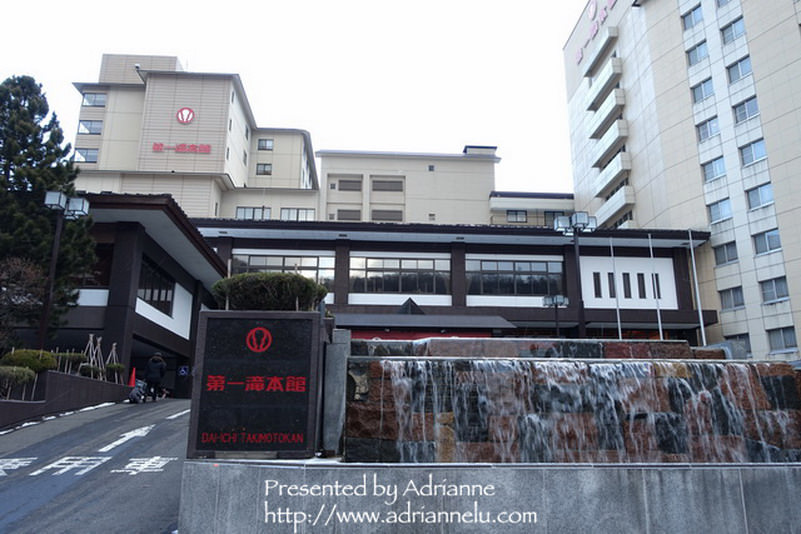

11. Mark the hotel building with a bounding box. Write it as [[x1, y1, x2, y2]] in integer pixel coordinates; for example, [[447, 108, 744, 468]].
[[52, 54, 719, 391], [564, 0, 801, 359]]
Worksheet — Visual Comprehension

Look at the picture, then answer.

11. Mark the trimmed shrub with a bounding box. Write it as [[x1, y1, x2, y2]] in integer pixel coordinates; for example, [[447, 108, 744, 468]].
[[0, 366, 36, 398], [79, 365, 102, 379], [0, 349, 58, 373], [212, 272, 328, 311]]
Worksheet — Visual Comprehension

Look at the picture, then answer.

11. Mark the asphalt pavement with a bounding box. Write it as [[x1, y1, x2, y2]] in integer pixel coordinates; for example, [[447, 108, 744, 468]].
[[0, 397, 191, 534]]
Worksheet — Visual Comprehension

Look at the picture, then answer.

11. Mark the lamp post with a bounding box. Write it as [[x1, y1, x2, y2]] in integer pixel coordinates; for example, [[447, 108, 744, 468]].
[[543, 294, 568, 338], [554, 211, 597, 338], [37, 191, 90, 349]]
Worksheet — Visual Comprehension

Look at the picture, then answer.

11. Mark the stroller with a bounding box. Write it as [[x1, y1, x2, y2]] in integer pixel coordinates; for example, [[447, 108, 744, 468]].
[[128, 379, 147, 404]]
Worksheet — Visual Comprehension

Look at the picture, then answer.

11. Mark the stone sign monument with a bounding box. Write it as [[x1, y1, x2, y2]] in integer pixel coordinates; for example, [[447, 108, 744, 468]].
[[187, 311, 323, 459]]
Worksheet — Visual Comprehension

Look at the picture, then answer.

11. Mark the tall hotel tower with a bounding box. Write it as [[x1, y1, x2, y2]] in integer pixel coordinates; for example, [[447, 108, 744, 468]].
[[563, 0, 801, 359]]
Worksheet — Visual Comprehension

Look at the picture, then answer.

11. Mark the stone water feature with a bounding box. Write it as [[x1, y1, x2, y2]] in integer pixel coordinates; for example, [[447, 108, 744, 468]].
[[345, 338, 801, 463]]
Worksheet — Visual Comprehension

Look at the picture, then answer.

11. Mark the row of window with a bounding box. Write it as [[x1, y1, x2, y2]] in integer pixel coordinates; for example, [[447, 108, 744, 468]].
[[329, 177, 405, 192], [701, 138, 766, 185], [725, 325, 797, 355], [230, 253, 571, 298], [236, 207, 315, 221], [719, 275, 789, 310], [695, 95, 759, 141], [707, 182, 773, 224], [712, 228, 780, 268], [592, 272, 661, 300]]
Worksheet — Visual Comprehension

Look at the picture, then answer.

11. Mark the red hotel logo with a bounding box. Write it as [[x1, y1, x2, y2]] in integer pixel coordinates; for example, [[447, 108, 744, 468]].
[[246, 327, 273, 353], [176, 107, 195, 124]]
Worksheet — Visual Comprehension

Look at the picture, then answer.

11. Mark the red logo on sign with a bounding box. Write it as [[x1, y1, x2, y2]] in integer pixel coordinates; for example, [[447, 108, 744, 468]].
[[176, 107, 195, 124], [246, 327, 273, 353]]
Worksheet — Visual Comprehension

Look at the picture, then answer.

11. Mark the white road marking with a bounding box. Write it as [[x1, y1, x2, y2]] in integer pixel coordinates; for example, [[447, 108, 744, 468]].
[[166, 409, 190, 420], [97, 425, 155, 452]]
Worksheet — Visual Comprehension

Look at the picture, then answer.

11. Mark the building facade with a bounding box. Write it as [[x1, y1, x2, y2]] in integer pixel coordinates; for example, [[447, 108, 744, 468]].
[[564, 0, 801, 359], [65, 53, 718, 355]]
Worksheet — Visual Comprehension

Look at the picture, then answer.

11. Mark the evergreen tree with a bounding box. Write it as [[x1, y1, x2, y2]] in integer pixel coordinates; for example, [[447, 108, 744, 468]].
[[0, 75, 95, 348]]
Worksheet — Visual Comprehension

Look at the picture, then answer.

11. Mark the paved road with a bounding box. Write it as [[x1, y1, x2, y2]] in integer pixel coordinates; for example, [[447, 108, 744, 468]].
[[0, 398, 191, 534]]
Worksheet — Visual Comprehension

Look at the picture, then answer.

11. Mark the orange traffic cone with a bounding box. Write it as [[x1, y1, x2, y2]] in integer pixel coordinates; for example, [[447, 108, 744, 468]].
[[128, 368, 136, 387]]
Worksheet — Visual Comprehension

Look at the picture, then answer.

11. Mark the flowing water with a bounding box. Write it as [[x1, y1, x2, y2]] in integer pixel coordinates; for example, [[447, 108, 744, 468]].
[[346, 357, 801, 463]]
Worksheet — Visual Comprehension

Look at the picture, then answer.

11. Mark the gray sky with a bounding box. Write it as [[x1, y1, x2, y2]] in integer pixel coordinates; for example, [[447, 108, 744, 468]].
[[3, 0, 585, 193]]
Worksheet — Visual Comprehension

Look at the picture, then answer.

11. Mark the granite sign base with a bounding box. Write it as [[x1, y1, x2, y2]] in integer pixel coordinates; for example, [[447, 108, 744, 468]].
[[179, 460, 801, 533]]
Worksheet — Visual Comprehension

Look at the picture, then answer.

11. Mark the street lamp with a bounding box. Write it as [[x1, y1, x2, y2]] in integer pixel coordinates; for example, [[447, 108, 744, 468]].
[[37, 191, 90, 349], [543, 294, 568, 337], [554, 211, 597, 338]]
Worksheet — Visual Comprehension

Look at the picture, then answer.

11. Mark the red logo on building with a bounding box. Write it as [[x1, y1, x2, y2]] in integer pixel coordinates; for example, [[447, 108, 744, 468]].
[[246, 327, 273, 353], [176, 107, 195, 124]]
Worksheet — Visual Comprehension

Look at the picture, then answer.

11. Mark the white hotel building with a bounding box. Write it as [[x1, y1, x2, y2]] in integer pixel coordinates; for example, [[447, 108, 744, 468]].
[[51, 53, 722, 390], [564, 0, 801, 359]]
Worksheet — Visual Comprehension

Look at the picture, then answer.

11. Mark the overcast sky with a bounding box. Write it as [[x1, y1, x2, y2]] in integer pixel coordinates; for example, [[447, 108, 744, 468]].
[[4, 0, 585, 193]]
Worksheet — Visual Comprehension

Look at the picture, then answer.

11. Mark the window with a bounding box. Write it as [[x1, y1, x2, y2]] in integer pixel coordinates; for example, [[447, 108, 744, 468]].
[[612, 211, 633, 229], [651, 273, 662, 299], [768, 326, 797, 352], [727, 56, 752, 83], [682, 5, 703, 30], [760, 276, 789, 303], [637, 273, 647, 299], [702, 156, 726, 182], [719, 286, 744, 310], [372, 179, 404, 191], [256, 163, 273, 175], [428, 165, 435, 171], [137, 257, 175, 315], [708, 198, 732, 223], [747, 183, 773, 209], [280, 208, 315, 221], [337, 209, 361, 221], [544, 211, 565, 227], [733, 96, 759, 124], [697, 116, 720, 142], [232, 254, 334, 290], [593, 272, 602, 298], [507, 210, 527, 223], [78, 120, 103, 135], [338, 179, 362, 191], [608, 273, 617, 299], [691, 78, 714, 103], [740, 139, 766, 166], [235, 206, 270, 220], [622, 273, 632, 298], [721, 17, 745, 44], [725, 333, 751, 356], [753, 228, 781, 254], [372, 210, 403, 222], [243, 150, 247, 165], [687, 41, 709, 66], [717, 0, 731, 5], [245, 126, 249, 140], [466, 259, 563, 296], [75, 148, 98, 163], [713, 241, 738, 265], [82, 93, 106, 107], [351, 256, 451, 294], [258, 138, 274, 151]]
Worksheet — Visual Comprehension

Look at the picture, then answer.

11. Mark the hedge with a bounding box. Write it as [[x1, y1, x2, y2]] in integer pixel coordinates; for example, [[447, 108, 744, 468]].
[[212, 272, 327, 311]]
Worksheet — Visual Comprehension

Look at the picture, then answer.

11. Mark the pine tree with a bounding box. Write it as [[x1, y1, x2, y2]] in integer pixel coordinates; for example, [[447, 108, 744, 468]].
[[0, 75, 95, 348]]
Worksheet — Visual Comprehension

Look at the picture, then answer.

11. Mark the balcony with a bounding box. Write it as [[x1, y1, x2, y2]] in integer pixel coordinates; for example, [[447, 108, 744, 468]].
[[592, 152, 631, 198], [590, 119, 628, 169], [595, 185, 636, 227], [586, 57, 623, 111], [583, 26, 619, 78], [588, 89, 625, 139]]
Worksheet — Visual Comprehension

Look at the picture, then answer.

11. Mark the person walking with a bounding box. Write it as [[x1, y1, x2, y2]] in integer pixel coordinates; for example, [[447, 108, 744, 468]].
[[144, 352, 167, 402]]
